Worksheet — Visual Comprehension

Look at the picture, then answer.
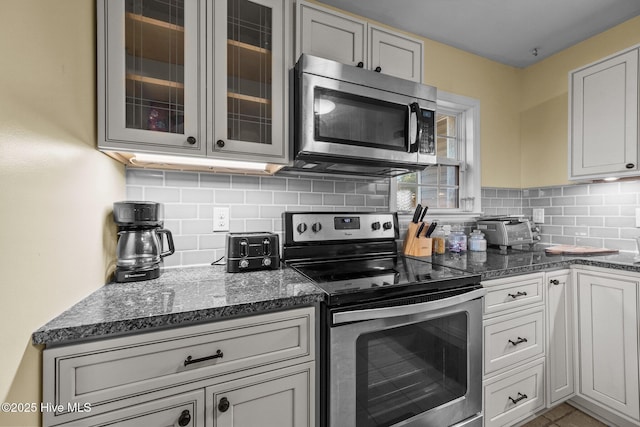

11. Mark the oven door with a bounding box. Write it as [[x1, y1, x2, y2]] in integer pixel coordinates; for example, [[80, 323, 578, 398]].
[[297, 71, 436, 166], [328, 288, 485, 427]]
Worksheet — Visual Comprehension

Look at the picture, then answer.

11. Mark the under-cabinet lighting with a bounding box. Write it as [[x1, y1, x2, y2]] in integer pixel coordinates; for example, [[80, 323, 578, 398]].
[[131, 153, 269, 171], [603, 177, 619, 181]]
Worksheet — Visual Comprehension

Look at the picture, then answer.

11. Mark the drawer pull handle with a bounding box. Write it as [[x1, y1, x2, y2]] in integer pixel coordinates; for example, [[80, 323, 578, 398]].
[[508, 337, 528, 346], [178, 410, 191, 426], [509, 392, 527, 405], [508, 392, 528, 405], [218, 397, 230, 413], [550, 279, 560, 285], [508, 291, 527, 299], [184, 349, 223, 367]]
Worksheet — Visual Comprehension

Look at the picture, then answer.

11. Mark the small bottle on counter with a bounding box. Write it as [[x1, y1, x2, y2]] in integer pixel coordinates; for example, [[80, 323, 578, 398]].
[[431, 225, 446, 255], [448, 226, 467, 253], [469, 229, 487, 252]]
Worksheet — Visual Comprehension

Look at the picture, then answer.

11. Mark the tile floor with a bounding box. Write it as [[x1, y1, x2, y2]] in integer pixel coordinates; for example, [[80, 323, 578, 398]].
[[521, 403, 608, 427]]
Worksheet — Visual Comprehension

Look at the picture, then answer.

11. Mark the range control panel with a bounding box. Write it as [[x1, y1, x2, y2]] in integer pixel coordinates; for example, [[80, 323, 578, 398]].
[[287, 212, 397, 243]]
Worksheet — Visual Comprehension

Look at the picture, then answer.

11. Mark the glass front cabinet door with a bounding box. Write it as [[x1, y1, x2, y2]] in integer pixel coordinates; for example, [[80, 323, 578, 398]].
[[210, 0, 289, 162], [98, 0, 290, 164], [98, 0, 205, 155]]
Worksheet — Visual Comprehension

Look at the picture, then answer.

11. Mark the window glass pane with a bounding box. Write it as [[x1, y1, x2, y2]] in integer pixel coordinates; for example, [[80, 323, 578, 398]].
[[437, 114, 457, 159], [419, 187, 438, 207], [440, 165, 459, 187], [397, 186, 417, 211], [437, 188, 459, 209]]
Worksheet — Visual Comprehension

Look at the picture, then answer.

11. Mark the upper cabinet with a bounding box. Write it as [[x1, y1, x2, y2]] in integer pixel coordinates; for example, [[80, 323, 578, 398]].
[[97, 0, 290, 167], [569, 46, 639, 180], [295, 1, 424, 83]]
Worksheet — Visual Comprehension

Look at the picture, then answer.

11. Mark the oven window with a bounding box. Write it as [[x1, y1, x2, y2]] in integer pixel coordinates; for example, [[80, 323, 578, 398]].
[[355, 312, 468, 426], [314, 87, 407, 150]]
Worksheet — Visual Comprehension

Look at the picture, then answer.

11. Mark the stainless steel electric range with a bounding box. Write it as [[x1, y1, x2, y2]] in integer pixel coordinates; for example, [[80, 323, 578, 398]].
[[282, 211, 485, 427]]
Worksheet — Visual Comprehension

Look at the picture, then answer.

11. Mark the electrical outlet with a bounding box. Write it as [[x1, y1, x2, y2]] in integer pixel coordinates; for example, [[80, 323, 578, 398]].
[[533, 208, 545, 224], [213, 207, 230, 232]]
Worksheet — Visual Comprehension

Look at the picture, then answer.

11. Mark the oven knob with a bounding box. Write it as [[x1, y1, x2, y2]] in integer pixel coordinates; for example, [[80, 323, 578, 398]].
[[239, 259, 249, 269], [297, 223, 308, 234], [262, 257, 272, 267], [383, 221, 393, 230], [371, 221, 381, 230], [312, 222, 322, 233]]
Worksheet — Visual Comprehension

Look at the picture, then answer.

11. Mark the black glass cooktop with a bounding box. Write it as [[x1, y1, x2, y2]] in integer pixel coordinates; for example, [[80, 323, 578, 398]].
[[289, 255, 481, 306]]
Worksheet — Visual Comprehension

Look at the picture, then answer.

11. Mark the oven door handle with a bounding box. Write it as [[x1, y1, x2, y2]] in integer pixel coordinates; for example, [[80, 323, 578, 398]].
[[332, 288, 486, 325]]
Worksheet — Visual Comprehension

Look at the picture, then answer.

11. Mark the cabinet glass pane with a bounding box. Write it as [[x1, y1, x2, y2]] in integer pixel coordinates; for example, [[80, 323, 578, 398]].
[[125, 0, 185, 134], [227, 0, 273, 145]]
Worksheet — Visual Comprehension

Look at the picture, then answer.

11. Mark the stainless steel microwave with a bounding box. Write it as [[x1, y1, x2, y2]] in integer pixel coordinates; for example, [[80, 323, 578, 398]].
[[286, 54, 437, 177]]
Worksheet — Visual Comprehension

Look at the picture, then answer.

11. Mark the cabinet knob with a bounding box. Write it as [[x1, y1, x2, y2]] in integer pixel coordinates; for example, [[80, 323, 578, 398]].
[[550, 279, 560, 285], [178, 410, 191, 426], [186, 136, 197, 145], [356, 61, 364, 68], [218, 397, 230, 413], [216, 139, 225, 148], [626, 163, 635, 169], [374, 66, 382, 73]]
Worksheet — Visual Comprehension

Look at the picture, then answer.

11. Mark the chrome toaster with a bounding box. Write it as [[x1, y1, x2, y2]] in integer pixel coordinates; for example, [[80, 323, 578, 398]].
[[476, 217, 534, 250], [226, 232, 280, 273]]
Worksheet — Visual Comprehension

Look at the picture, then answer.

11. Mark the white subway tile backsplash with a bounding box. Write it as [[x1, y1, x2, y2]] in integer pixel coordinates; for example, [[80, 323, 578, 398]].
[[126, 168, 388, 267]]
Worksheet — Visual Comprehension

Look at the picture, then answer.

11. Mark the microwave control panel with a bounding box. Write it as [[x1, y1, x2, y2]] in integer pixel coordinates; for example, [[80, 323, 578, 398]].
[[418, 108, 435, 155]]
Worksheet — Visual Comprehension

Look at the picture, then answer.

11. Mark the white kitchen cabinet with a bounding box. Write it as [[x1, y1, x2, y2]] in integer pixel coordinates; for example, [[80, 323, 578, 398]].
[[42, 307, 315, 427], [545, 270, 574, 407], [573, 267, 640, 423], [295, 1, 423, 82], [98, 0, 290, 167], [569, 46, 639, 180], [295, 1, 366, 67], [207, 364, 313, 427], [482, 272, 546, 427]]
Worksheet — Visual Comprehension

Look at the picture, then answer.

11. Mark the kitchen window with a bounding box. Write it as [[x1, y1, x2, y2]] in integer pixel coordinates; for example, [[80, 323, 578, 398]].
[[391, 91, 480, 218]]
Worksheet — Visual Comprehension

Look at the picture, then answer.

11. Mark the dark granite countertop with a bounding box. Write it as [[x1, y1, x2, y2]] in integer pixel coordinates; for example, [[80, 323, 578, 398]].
[[416, 244, 640, 280], [33, 265, 324, 346]]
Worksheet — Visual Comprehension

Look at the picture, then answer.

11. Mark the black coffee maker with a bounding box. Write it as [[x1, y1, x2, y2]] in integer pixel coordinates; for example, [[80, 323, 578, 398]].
[[113, 201, 175, 282]]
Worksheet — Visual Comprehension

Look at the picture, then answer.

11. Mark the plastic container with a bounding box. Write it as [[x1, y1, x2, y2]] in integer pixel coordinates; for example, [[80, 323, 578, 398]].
[[431, 225, 446, 255], [448, 226, 467, 253], [469, 229, 487, 252]]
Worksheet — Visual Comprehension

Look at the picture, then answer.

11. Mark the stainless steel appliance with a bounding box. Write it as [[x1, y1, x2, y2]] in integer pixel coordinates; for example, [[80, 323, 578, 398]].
[[283, 211, 485, 427], [285, 54, 437, 177], [113, 201, 175, 282], [477, 216, 535, 250], [225, 232, 280, 273]]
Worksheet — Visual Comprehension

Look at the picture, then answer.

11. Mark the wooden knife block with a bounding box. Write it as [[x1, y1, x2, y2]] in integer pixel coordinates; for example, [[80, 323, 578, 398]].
[[403, 222, 433, 257]]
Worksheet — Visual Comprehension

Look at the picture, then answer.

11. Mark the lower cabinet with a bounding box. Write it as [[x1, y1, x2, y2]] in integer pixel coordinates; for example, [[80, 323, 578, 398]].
[[573, 267, 640, 424], [42, 307, 316, 427]]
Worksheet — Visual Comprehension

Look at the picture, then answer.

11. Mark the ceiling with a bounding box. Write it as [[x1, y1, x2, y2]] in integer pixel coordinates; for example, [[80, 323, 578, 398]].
[[318, 0, 640, 68]]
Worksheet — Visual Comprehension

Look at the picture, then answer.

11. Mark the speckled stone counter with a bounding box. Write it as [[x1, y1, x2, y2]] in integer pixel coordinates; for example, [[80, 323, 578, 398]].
[[419, 245, 640, 280], [33, 265, 324, 346]]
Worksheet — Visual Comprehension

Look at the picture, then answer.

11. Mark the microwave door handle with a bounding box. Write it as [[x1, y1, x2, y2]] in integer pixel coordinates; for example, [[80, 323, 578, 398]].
[[407, 102, 422, 153]]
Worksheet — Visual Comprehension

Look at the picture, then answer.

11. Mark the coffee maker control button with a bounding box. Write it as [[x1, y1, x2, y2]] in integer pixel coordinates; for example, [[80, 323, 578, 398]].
[[262, 257, 272, 267], [239, 259, 249, 269]]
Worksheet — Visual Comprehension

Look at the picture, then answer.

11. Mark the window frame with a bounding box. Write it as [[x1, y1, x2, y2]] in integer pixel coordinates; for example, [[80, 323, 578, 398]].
[[390, 90, 481, 220]]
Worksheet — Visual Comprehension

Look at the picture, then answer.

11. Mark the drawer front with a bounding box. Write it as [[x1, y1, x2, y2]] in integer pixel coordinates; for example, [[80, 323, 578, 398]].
[[483, 273, 544, 315], [484, 307, 544, 375], [44, 307, 314, 421], [484, 359, 545, 427], [55, 389, 205, 427]]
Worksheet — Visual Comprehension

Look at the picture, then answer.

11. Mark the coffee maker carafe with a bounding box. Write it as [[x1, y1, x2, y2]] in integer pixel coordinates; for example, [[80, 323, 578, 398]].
[[113, 201, 175, 282]]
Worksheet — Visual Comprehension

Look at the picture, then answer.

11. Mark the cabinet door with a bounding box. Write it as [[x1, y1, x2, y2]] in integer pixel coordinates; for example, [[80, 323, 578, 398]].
[[211, 0, 289, 162], [296, 0, 366, 67], [570, 48, 638, 179], [575, 269, 640, 421], [207, 364, 313, 427], [98, 0, 205, 154], [54, 390, 204, 427], [368, 24, 423, 83], [546, 270, 574, 406]]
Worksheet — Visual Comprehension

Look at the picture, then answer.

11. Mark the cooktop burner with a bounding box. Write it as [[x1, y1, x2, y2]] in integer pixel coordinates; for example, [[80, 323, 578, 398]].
[[289, 255, 480, 306]]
